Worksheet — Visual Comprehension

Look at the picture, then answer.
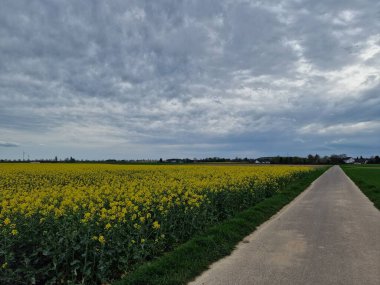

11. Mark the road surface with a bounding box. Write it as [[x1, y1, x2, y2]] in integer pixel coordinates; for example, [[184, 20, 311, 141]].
[[189, 166, 380, 285]]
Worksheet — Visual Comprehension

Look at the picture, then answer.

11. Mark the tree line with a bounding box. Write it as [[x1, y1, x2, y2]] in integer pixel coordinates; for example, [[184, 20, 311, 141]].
[[1, 154, 379, 165]]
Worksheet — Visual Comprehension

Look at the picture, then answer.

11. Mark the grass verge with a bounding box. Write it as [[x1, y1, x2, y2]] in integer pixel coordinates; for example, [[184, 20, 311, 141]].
[[341, 164, 380, 210], [114, 167, 328, 285]]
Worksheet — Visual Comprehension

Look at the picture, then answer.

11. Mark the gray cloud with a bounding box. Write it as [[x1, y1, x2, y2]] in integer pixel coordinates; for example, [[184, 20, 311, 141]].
[[0, 0, 379, 159], [0, 141, 19, 147]]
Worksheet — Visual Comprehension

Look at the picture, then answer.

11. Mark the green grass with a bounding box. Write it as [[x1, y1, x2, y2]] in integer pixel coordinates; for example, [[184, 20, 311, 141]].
[[342, 164, 380, 210], [114, 167, 328, 285]]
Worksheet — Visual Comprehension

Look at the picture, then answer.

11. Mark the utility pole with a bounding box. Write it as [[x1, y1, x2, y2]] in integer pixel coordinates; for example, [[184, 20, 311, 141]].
[[23, 151, 25, 161]]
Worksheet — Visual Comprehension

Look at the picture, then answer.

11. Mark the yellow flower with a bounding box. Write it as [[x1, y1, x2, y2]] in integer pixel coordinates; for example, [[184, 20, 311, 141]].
[[105, 223, 112, 230], [4, 218, 11, 225], [11, 229, 18, 236], [98, 235, 106, 244], [152, 221, 160, 230]]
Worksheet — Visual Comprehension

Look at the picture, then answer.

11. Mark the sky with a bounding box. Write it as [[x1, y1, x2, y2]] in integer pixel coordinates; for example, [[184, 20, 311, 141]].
[[1, 0, 380, 160]]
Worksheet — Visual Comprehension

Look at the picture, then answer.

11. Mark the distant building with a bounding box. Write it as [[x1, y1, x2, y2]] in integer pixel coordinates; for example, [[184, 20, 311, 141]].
[[166, 158, 182, 163], [343, 157, 355, 164], [256, 157, 272, 164]]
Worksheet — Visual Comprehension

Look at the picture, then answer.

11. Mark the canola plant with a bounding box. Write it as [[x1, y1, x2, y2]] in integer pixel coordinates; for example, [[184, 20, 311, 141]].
[[0, 163, 311, 284]]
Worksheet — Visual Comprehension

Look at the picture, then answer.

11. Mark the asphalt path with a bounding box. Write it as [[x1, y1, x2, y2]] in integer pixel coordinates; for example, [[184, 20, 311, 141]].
[[189, 166, 380, 285]]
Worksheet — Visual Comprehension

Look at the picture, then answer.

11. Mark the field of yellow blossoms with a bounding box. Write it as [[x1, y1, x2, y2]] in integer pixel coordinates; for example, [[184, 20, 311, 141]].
[[0, 163, 311, 284]]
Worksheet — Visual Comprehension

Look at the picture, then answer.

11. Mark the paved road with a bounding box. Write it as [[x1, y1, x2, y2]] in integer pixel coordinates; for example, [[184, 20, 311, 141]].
[[189, 166, 380, 285]]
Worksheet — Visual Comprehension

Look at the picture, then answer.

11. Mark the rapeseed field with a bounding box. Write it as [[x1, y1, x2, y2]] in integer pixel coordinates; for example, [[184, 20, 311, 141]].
[[0, 163, 310, 284]]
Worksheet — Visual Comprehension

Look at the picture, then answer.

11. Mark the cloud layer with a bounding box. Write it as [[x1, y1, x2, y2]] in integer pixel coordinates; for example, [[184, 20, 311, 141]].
[[1, 0, 379, 159]]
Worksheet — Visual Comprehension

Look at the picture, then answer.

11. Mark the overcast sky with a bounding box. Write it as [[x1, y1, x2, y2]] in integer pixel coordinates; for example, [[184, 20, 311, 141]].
[[1, 0, 379, 160]]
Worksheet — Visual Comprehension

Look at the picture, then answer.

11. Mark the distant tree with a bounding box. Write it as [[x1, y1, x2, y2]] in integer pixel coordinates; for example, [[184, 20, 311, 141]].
[[65, 156, 76, 163], [368, 155, 380, 164], [329, 154, 347, 164]]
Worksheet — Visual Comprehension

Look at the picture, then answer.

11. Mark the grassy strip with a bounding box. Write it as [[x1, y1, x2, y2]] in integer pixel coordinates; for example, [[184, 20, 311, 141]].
[[341, 165, 380, 210], [114, 167, 328, 285]]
